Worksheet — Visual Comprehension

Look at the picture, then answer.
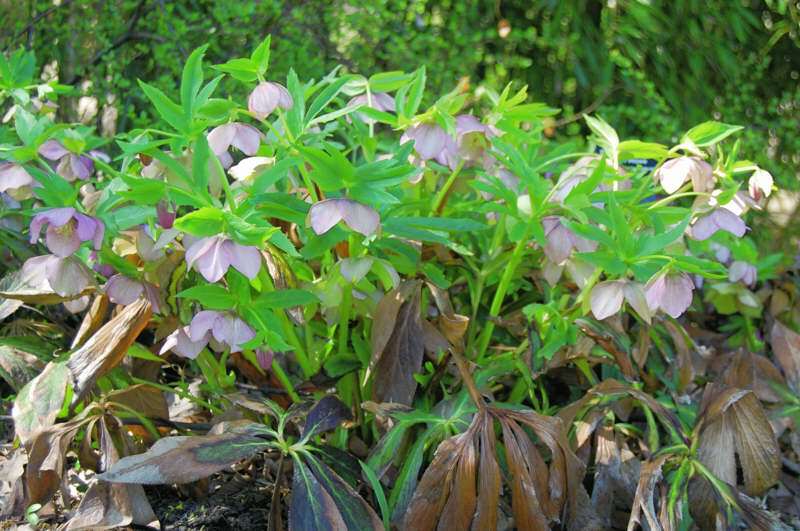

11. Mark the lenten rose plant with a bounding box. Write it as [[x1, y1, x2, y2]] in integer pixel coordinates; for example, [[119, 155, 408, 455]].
[[0, 38, 792, 531]]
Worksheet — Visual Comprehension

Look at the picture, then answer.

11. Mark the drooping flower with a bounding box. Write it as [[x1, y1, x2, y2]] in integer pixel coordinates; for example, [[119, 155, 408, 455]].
[[451, 114, 495, 165], [29, 207, 104, 257], [105, 274, 162, 312], [542, 216, 597, 264], [20, 254, 96, 298], [156, 201, 175, 229], [347, 92, 396, 124], [690, 208, 747, 240], [654, 156, 713, 194], [0, 163, 34, 200], [728, 261, 757, 287], [748, 169, 773, 202], [645, 272, 695, 318], [400, 123, 450, 161], [185, 235, 261, 283], [590, 280, 651, 323], [207, 123, 262, 169], [248, 82, 293, 119], [160, 310, 256, 359], [38, 140, 109, 181], [308, 198, 380, 237]]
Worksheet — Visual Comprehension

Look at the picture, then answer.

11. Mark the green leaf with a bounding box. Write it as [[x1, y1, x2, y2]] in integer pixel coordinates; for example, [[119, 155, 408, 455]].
[[174, 207, 225, 236], [404, 67, 426, 118], [192, 135, 211, 194], [684, 121, 743, 147], [250, 35, 271, 75], [636, 216, 691, 256], [138, 80, 188, 132], [368, 71, 412, 92], [181, 45, 207, 118], [213, 58, 259, 82], [306, 75, 353, 125], [585, 115, 619, 165], [618, 140, 669, 161], [360, 461, 391, 530], [254, 289, 317, 310], [178, 284, 236, 310]]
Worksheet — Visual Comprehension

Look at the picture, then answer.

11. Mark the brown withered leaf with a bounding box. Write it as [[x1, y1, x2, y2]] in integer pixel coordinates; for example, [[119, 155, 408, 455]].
[[771, 321, 800, 392], [721, 350, 784, 403], [591, 424, 640, 528], [627, 454, 671, 531], [420, 319, 450, 356], [66, 417, 159, 530], [67, 298, 152, 403], [97, 423, 268, 484], [25, 407, 96, 505], [663, 320, 693, 393], [12, 360, 71, 444], [105, 384, 170, 420], [262, 246, 304, 325], [71, 294, 110, 349], [689, 385, 781, 529], [402, 407, 588, 530], [368, 281, 424, 405]]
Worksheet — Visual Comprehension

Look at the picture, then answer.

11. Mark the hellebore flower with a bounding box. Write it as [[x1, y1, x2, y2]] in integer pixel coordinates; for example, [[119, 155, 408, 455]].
[[228, 156, 275, 183], [645, 272, 694, 318], [29, 207, 104, 257], [542, 216, 597, 264], [20, 254, 96, 298], [160, 310, 256, 359], [207, 122, 262, 169], [185, 235, 261, 283], [248, 82, 293, 119], [590, 280, 651, 323], [308, 198, 380, 237], [156, 201, 175, 229], [452, 114, 495, 164], [654, 156, 713, 194], [401, 123, 450, 161], [347, 92, 396, 124], [728, 261, 757, 287], [0, 163, 34, 200], [105, 274, 162, 312], [690, 208, 747, 241], [748, 169, 773, 202], [38, 140, 108, 181]]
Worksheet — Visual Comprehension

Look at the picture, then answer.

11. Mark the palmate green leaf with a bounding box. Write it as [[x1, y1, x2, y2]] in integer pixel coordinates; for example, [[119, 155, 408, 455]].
[[305, 75, 353, 125], [213, 58, 259, 82], [180, 45, 207, 118], [635, 215, 691, 256], [250, 35, 271, 76], [684, 121, 743, 147], [402, 66, 426, 119], [254, 289, 318, 310], [173, 206, 225, 236], [368, 71, 412, 92], [297, 145, 352, 190], [178, 284, 236, 310], [27, 166, 77, 207], [137, 80, 188, 133]]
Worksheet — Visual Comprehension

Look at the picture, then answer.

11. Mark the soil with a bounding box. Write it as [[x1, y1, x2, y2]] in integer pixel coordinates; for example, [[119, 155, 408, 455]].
[[145, 473, 275, 530]]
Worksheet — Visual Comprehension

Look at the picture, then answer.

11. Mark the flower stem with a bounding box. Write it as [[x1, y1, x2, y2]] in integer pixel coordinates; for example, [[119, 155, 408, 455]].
[[431, 161, 464, 215]]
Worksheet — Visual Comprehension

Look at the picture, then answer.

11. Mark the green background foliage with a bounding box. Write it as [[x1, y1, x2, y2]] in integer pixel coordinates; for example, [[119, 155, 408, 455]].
[[1, 0, 798, 185]]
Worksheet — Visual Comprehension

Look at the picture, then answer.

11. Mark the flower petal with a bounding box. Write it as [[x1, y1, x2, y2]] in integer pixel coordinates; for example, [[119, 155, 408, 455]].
[[45, 256, 94, 297], [207, 124, 236, 156], [38, 140, 69, 161], [338, 199, 381, 236], [161, 326, 207, 359], [189, 310, 223, 342], [590, 281, 624, 320], [308, 199, 344, 235], [105, 274, 144, 305], [0, 163, 34, 192], [225, 241, 261, 279], [623, 281, 651, 324], [660, 274, 694, 318]]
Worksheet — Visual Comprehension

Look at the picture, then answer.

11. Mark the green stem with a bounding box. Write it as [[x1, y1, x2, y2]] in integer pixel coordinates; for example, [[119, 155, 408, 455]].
[[270, 360, 301, 402], [474, 223, 533, 359], [431, 160, 464, 215]]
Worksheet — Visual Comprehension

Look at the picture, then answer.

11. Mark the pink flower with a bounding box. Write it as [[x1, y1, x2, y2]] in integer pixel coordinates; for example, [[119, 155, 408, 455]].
[[248, 82, 293, 119], [308, 198, 380, 237], [645, 272, 694, 318], [690, 209, 747, 241], [590, 280, 651, 323], [160, 310, 256, 358], [654, 156, 713, 194], [401, 123, 450, 161], [21, 254, 96, 298], [185, 235, 261, 283], [156, 201, 175, 229], [105, 274, 163, 312], [29, 207, 104, 257], [38, 140, 108, 181], [728, 261, 757, 286], [0, 163, 34, 200], [207, 123, 262, 169], [542, 216, 597, 264], [748, 169, 773, 202]]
